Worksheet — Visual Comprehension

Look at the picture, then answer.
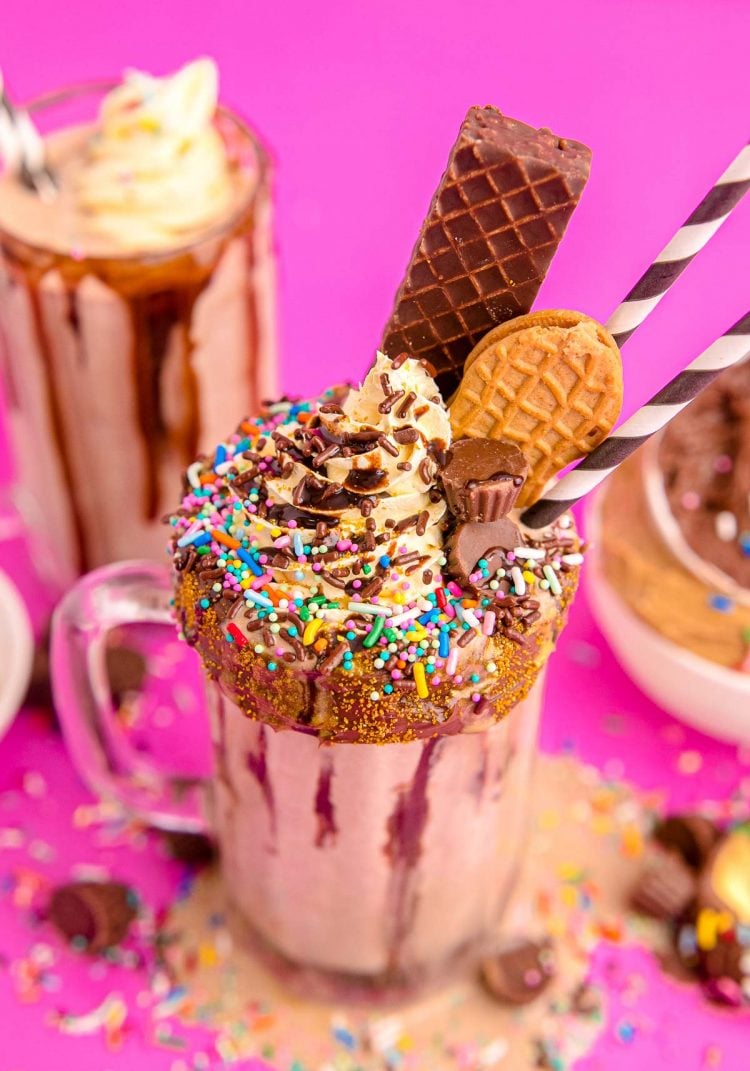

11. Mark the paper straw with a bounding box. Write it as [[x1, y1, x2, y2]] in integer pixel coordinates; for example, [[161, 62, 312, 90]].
[[0, 69, 57, 199], [606, 143, 750, 347], [520, 311, 750, 529]]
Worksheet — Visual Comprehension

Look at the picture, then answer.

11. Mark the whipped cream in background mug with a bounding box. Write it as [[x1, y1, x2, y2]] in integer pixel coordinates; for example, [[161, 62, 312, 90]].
[[0, 59, 277, 581]]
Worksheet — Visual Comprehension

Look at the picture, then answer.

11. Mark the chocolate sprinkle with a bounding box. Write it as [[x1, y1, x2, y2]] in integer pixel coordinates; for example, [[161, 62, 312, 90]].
[[318, 641, 350, 672], [419, 456, 435, 484], [312, 442, 341, 468], [393, 426, 419, 444], [395, 513, 419, 532], [395, 391, 417, 419], [377, 434, 400, 457], [378, 390, 406, 415]]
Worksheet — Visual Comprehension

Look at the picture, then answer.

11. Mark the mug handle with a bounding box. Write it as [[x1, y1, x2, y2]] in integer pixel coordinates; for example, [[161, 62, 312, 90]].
[[51, 559, 209, 833]]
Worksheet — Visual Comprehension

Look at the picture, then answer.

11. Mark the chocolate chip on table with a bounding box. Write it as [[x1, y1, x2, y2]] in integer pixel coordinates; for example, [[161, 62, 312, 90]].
[[631, 849, 697, 921], [652, 814, 721, 872], [481, 935, 556, 1005], [48, 881, 137, 953]]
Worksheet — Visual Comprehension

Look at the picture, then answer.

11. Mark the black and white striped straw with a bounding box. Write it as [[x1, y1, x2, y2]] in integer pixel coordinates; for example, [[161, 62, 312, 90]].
[[521, 311, 750, 530], [606, 142, 750, 347], [0, 69, 57, 199]]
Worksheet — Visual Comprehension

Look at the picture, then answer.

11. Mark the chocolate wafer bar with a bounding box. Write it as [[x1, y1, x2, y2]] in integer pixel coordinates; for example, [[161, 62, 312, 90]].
[[381, 107, 592, 398]]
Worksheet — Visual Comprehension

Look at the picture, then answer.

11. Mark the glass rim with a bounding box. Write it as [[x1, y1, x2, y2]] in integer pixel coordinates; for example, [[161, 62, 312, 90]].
[[0, 78, 270, 265]]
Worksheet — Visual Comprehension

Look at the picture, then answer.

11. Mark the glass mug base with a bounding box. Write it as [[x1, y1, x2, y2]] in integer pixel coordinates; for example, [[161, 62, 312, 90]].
[[51, 561, 545, 1003], [206, 676, 543, 1002]]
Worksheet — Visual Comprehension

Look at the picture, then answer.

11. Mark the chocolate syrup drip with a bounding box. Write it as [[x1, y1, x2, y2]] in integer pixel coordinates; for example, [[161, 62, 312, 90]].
[[65, 289, 81, 338], [345, 467, 388, 492], [384, 737, 444, 971], [212, 689, 234, 792], [25, 281, 89, 572], [314, 750, 338, 848], [130, 286, 204, 520], [267, 503, 340, 530], [319, 424, 380, 450], [472, 733, 491, 803], [246, 723, 277, 844]]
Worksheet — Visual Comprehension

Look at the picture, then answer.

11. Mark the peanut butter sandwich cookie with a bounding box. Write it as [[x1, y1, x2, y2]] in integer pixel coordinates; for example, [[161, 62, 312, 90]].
[[449, 310, 623, 506]]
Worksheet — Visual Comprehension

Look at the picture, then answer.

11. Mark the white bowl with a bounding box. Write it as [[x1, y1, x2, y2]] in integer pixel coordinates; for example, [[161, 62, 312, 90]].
[[0, 569, 33, 740], [586, 496, 750, 744]]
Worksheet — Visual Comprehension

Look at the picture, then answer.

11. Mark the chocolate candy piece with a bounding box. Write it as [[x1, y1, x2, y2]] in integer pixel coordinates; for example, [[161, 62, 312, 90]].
[[668, 831, 750, 1003], [164, 831, 217, 867], [448, 518, 521, 585], [381, 107, 591, 398], [441, 437, 528, 521], [481, 936, 556, 1005], [653, 814, 721, 872], [48, 881, 137, 952], [631, 849, 697, 921]]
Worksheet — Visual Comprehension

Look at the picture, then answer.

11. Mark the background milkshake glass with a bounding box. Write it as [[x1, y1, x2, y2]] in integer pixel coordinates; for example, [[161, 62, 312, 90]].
[[0, 61, 276, 584]]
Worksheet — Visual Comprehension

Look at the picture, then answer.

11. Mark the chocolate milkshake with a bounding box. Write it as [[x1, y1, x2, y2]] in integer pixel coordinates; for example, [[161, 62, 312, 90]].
[[161, 106, 613, 1000], [169, 351, 584, 998], [0, 59, 276, 580]]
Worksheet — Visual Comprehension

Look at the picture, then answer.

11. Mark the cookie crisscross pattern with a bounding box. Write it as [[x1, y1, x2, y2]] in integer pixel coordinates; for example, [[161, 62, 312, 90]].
[[451, 332, 621, 506], [382, 130, 588, 395]]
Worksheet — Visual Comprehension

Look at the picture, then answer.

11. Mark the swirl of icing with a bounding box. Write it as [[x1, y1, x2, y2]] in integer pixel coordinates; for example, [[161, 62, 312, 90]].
[[73, 58, 235, 249], [226, 353, 452, 606]]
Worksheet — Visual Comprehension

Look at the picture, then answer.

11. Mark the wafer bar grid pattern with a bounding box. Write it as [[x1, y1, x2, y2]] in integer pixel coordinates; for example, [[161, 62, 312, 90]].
[[382, 142, 585, 391]]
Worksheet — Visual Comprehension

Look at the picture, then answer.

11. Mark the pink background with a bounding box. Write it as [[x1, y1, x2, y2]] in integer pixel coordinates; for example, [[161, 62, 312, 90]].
[[2, 1, 750, 1068]]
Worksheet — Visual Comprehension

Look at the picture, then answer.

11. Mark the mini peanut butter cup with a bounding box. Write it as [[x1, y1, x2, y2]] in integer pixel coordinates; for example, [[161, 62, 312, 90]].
[[441, 437, 528, 521], [631, 849, 697, 921], [448, 518, 521, 586], [48, 881, 137, 953], [652, 813, 721, 872]]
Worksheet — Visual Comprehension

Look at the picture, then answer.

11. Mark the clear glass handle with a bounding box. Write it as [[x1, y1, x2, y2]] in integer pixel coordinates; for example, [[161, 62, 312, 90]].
[[51, 559, 209, 832]]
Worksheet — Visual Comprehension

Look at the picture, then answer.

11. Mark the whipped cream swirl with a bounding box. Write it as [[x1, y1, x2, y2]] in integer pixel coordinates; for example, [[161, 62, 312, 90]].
[[227, 353, 452, 605], [73, 58, 235, 250]]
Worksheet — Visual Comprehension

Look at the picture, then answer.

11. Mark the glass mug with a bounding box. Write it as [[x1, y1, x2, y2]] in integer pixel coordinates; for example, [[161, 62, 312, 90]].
[[52, 559, 546, 1002], [0, 83, 276, 587]]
